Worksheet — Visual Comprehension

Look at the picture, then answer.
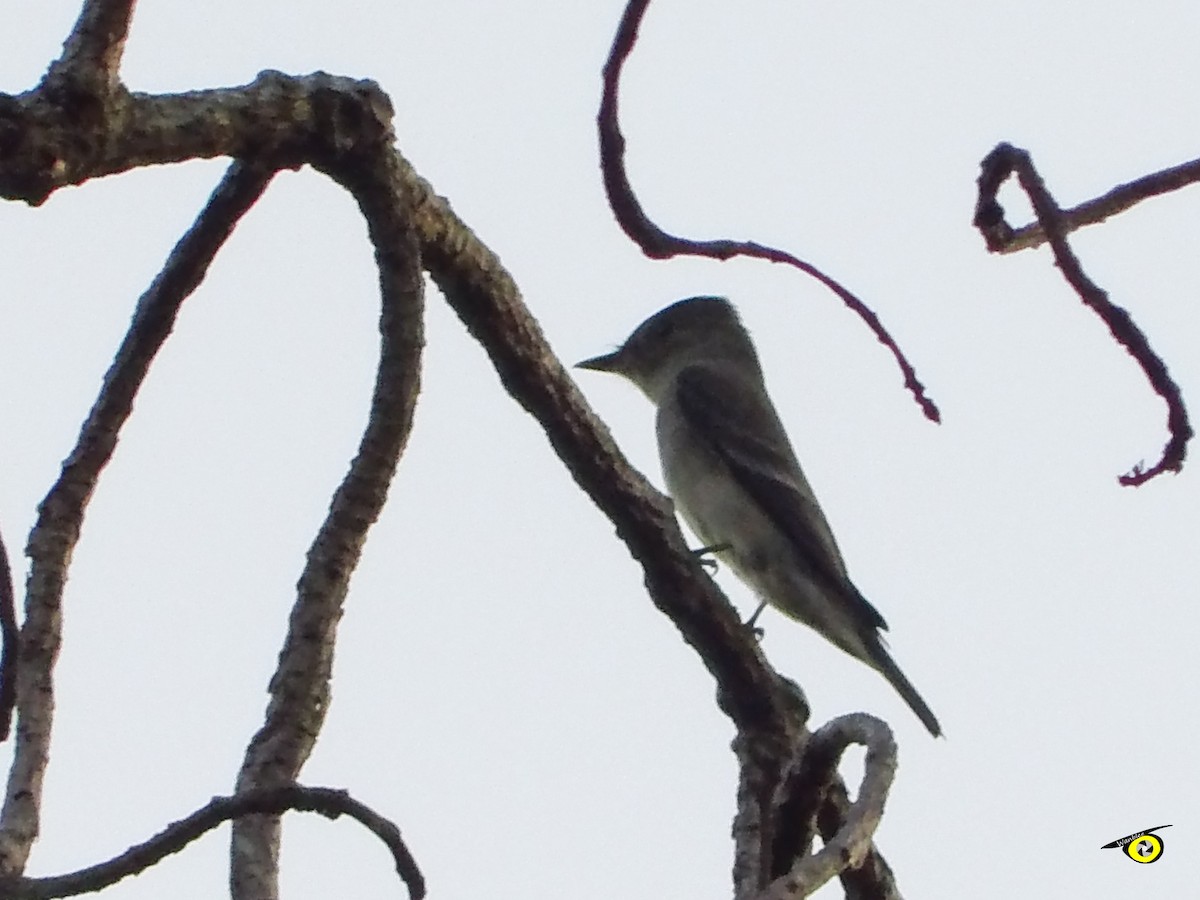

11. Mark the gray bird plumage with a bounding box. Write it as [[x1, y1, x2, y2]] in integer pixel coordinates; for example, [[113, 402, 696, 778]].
[[578, 296, 941, 737]]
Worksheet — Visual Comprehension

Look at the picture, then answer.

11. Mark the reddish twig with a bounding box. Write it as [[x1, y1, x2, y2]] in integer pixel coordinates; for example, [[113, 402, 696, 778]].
[[597, 0, 939, 423], [0, 785, 424, 900], [978, 155, 1200, 254], [974, 143, 1192, 485]]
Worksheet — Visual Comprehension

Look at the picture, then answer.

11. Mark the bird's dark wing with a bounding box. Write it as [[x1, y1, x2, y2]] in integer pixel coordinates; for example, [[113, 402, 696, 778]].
[[674, 364, 887, 632]]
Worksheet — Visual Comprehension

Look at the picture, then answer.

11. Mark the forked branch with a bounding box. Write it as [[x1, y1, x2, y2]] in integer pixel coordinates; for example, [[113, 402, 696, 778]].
[[0, 784, 424, 900], [0, 162, 272, 875], [230, 129, 425, 900], [974, 143, 1193, 485], [763, 715, 899, 900], [0, 2, 920, 898]]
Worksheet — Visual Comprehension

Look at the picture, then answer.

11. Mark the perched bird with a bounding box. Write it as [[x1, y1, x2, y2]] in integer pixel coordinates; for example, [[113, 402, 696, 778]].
[[577, 296, 941, 737]]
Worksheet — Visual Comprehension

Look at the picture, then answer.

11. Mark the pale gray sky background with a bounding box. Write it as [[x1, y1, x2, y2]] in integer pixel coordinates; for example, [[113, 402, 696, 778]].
[[1, 2, 1197, 898]]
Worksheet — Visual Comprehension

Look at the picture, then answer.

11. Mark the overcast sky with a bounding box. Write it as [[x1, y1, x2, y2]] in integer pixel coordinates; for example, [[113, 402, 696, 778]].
[[1, 2, 1197, 898]]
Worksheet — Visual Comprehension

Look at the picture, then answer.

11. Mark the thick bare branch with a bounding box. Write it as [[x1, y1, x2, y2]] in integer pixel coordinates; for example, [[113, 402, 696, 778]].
[[0, 14, 916, 897], [759, 715, 897, 900], [48, 0, 137, 93], [393, 150, 910, 899], [230, 125, 425, 899], [771, 715, 903, 900], [0, 60, 419, 896], [814, 781, 901, 900], [0, 72, 395, 205], [0, 784, 423, 900], [975, 143, 1192, 485], [731, 712, 810, 900], [0, 528, 15, 743], [597, 0, 939, 422], [398, 150, 798, 736], [0, 162, 272, 877]]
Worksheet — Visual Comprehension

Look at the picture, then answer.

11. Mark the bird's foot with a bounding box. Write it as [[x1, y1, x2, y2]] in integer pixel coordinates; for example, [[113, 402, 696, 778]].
[[743, 602, 766, 641], [691, 542, 731, 573]]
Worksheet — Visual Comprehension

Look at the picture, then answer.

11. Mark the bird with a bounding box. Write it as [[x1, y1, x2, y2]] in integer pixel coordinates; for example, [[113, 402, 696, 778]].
[[577, 296, 941, 737]]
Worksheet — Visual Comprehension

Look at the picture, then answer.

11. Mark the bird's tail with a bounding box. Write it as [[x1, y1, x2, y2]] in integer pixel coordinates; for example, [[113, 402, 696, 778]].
[[869, 644, 942, 738]]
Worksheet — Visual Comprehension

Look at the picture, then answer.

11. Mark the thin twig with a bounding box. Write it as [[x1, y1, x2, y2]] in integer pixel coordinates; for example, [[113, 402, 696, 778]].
[[597, 0, 939, 422], [975, 143, 1192, 485], [982, 155, 1200, 254], [0, 784, 423, 900], [0, 162, 273, 876]]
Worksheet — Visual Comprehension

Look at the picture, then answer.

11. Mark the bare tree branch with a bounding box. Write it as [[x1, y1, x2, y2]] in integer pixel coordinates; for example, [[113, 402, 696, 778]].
[[597, 0, 940, 423], [0, 8, 918, 896], [48, 0, 137, 92], [813, 780, 901, 900], [230, 124, 425, 900], [777, 717, 903, 900], [759, 715, 897, 900], [402, 134, 815, 885], [974, 143, 1192, 485], [0, 162, 272, 877], [731, 715, 806, 900], [3, 42, 425, 897], [0, 528, 16, 743], [979, 155, 1200, 255], [399, 151, 794, 731], [0, 784, 424, 900], [397, 149, 905, 899], [1, 72, 407, 204]]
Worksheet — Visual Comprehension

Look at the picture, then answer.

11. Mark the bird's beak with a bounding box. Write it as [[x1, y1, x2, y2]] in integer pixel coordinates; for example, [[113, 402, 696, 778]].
[[575, 350, 624, 373]]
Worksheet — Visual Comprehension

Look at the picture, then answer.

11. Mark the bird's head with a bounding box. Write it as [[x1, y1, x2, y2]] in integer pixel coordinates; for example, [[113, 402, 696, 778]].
[[576, 296, 758, 403]]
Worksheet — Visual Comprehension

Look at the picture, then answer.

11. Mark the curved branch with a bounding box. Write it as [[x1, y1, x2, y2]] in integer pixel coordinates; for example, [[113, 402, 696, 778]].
[[0, 162, 272, 877], [0, 59, 424, 893], [398, 149, 865, 898], [597, 0, 939, 423], [230, 121, 425, 899], [975, 143, 1192, 485], [978, 155, 1200, 254], [759, 715, 897, 900], [769, 714, 902, 900], [0, 37, 911, 899], [0, 784, 423, 900]]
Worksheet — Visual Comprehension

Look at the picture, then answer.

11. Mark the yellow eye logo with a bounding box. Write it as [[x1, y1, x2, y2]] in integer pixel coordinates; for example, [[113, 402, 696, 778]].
[[1101, 825, 1171, 864]]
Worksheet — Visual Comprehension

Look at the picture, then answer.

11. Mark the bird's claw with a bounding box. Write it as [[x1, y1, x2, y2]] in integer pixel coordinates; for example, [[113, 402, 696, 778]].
[[744, 602, 766, 640], [691, 542, 731, 573]]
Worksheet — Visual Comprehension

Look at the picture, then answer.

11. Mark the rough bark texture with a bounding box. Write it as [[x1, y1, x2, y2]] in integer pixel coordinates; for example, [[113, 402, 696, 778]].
[[0, 2, 923, 898]]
